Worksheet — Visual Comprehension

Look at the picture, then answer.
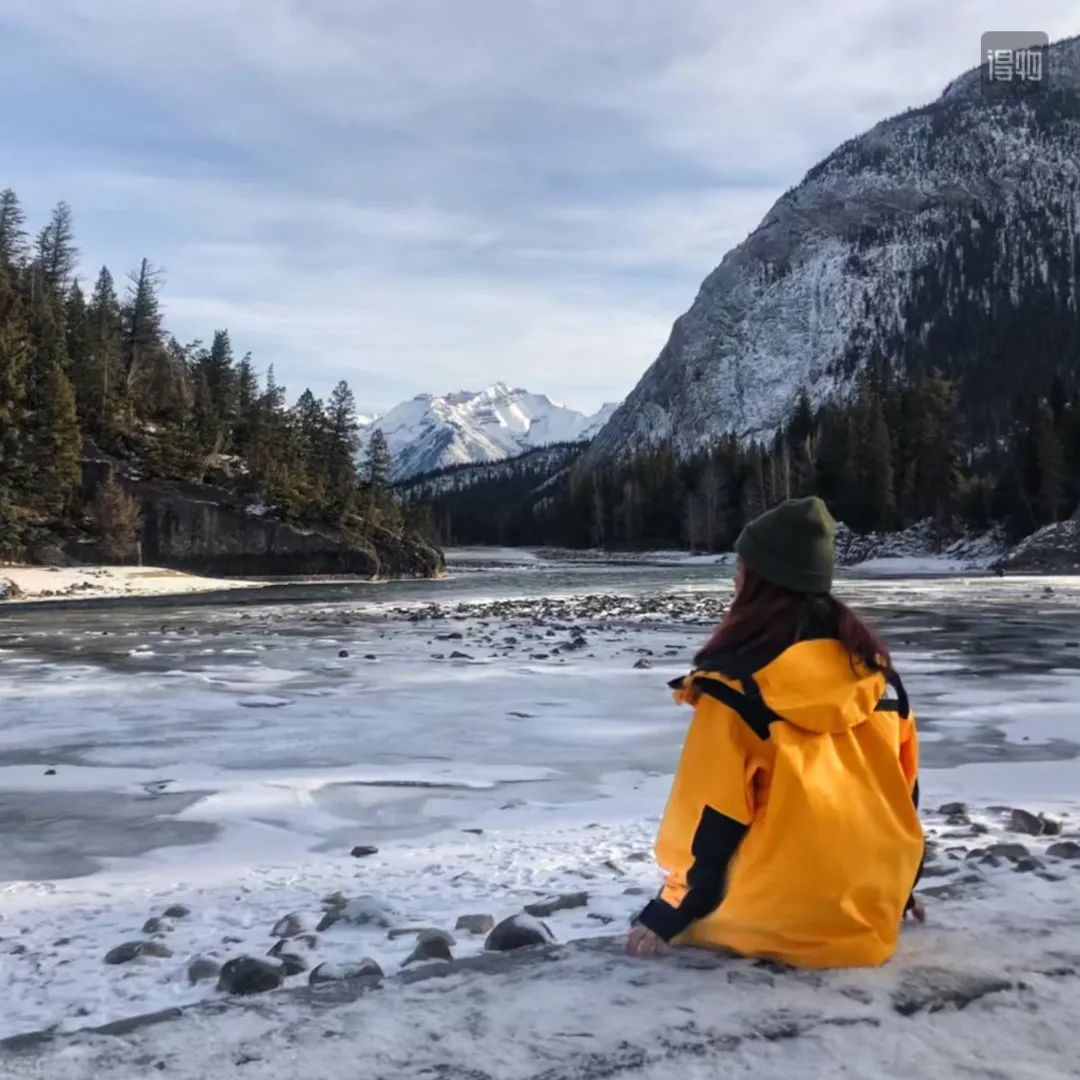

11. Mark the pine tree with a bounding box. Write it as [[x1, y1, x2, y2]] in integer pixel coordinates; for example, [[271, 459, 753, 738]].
[[245, 366, 305, 517], [1033, 403, 1065, 523], [233, 353, 260, 457], [364, 427, 391, 491], [814, 405, 856, 521], [143, 338, 197, 478], [739, 444, 768, 524], [850, 378, 896, 530], [899, 368, 962, 523], [121, 259, 164, 426], [291, 388, 329, 509], [35, 202, 78, 292], [64, 281, 90, 379], [85, 267, 124, 440], [192, 367, 220, 468], [24, 278, 83, 519], [29, 359, 83, 520], [0, 189, 27, 268], [0, 266, 30, 549], [199, 329, 237, 441], [786, 388, 816, 495], [324, 381, 360, 521]]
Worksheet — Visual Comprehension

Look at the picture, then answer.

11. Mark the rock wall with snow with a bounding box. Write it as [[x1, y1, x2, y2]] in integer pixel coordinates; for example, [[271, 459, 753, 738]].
[[834, 519, 1007, 570], [997, 503, 1080, 573], [585, 36, 1080, 465]]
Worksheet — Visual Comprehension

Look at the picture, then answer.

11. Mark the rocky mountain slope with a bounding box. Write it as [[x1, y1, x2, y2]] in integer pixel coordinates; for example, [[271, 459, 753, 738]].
[[395, 442, 586, 500], [586, 36, 1080, 464], [363, 383, 616, 481]]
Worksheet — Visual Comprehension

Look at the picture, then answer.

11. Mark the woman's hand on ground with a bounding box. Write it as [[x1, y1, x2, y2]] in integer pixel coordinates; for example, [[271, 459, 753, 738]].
[[904, 897, 927, 923], [626, 925, 668, 958]]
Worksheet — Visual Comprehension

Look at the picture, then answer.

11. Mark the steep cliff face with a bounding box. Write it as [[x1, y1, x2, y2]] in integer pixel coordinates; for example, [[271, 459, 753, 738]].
[[133, 479, 441, 578], [586, 37, 1080, 464], [79, 453, 442, 579]]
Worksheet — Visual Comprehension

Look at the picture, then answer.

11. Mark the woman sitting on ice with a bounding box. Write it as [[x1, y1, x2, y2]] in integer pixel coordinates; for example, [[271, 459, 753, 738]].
[[628, 496, 924, 968]]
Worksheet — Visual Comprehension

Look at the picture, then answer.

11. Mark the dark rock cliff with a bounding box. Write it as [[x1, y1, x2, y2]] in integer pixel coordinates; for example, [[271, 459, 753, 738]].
[[78, 451, 442, 579]]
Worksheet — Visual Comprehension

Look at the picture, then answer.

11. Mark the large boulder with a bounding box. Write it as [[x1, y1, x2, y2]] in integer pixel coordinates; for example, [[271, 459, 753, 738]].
[[524, 893, 588, 918], [317, 896, 400, 932], [455, 914, 495, 935], [403, 936, 454, 967], [186, 957, 222, 985], [217, 957, 285, 995], [308, 959, 384, 987], [104, 941, 173, 965], [484, 915, 555, 952]]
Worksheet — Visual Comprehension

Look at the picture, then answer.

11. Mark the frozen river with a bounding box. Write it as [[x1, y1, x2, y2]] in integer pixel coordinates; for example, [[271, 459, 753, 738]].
[[1, 550, 1079, 1040]]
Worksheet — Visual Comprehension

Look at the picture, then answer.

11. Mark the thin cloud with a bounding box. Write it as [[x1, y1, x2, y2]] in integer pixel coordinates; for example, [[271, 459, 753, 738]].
[[0, 1, 1076, 413]]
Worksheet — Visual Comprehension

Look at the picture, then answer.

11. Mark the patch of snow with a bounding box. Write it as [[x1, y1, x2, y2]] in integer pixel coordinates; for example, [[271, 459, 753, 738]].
[[3, 800, 1080, 1078], [0, 565, 266, 603]]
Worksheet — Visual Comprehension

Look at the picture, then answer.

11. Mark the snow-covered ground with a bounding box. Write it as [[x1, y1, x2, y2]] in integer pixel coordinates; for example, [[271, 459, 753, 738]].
[[842, 555, 988, 576], [0, 565, 266, 603], [6, 804, 1080, 1079], [0, 552, 1078, 1074], [449, 541, 995, 575]]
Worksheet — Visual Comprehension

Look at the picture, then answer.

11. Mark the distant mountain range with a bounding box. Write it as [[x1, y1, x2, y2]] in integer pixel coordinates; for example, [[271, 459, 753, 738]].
[[360, 383, 618, 482]]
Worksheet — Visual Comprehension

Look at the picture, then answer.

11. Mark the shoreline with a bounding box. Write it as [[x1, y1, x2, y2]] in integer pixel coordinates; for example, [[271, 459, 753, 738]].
[[0, 564, 270, 604], [0, 565, 448, 608]]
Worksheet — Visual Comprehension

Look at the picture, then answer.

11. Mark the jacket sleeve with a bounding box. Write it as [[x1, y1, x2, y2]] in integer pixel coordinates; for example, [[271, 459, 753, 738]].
[[636, 691, 762, 942]]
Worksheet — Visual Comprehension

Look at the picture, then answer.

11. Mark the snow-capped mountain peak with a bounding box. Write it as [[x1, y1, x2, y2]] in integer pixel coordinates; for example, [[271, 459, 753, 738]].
[[360, 384, 618, 481]]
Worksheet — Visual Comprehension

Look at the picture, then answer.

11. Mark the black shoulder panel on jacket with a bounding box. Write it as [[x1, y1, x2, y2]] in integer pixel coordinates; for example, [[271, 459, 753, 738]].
[[882, 668, 910, 719], [691, 676, 781, 741]]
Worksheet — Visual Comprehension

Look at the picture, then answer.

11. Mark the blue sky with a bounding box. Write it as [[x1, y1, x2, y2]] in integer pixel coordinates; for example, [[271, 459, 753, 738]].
[[1, 2, 1076, 415]]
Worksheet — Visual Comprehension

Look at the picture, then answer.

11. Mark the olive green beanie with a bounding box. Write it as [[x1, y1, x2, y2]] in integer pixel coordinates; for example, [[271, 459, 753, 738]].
[[734, 496, 837, 594]]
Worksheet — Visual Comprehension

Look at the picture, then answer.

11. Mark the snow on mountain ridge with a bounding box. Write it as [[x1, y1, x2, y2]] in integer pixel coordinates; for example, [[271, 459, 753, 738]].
[[361, 384, 619, 481], [584, 34, 1080, 466]]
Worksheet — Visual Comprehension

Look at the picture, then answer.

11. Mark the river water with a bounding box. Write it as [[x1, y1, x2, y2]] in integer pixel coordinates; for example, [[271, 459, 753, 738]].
[[1, 551, 1079, 883], [1, 550, 1079, 1038]]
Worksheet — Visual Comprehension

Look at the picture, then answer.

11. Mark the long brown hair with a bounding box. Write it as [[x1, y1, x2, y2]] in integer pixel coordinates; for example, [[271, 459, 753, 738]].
[[695, 565, 889, 672]]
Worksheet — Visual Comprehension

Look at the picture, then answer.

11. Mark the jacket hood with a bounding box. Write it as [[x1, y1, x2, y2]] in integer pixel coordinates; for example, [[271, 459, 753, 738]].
[[679, 638, 889, 735]]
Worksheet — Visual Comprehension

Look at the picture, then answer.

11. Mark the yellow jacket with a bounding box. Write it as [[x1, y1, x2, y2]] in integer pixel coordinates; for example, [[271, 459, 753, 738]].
[[637, 637, 923, 968]]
